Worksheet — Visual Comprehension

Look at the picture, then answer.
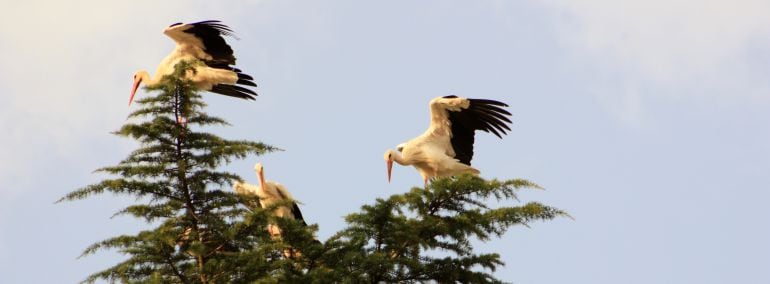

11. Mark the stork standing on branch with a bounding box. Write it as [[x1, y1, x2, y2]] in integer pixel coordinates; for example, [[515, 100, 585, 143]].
[[129, 20, 257, 106], [383, 95, 513, 186], [233, 163, 307, 239]]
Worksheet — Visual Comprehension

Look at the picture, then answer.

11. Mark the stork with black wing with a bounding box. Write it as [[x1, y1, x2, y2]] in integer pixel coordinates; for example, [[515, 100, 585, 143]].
[[383, 96, 512, 186], [130, 20, 257, 106]]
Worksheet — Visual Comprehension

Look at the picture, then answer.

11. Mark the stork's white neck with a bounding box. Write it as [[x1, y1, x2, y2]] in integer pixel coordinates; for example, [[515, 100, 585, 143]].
[[258, 169, 266, 190]]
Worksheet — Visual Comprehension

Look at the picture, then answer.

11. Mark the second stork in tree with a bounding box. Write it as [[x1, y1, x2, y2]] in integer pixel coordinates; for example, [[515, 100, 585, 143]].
[[384, 96, 513, 186], [233, 163, 307, 238]]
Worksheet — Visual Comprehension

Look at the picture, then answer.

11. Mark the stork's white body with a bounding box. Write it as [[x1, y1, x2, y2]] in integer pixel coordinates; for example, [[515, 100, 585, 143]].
[[232, 163, 305, 239], [140, 46, 237, 90], [233, 180, 296, 220], [387, 97, 480, 184], [385, 96, 512, 186]]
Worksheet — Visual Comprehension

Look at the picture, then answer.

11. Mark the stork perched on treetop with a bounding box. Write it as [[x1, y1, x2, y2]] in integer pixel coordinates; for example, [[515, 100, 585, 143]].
[[383, 96, 513, 187], [233, 163, 307, 238], [129, 20, 257, 106]]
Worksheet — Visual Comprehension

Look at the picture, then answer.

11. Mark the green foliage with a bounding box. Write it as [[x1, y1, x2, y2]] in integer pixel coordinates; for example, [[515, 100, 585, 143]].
[[276, 175, 567, 283], [60, 61, 567, 283]]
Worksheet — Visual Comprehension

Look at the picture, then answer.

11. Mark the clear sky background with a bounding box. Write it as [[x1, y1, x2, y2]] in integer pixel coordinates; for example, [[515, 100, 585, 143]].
[[1, 1, 769, 283]]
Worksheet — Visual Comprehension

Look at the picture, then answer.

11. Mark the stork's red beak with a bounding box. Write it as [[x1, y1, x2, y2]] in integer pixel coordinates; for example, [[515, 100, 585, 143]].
[[129, 77, 142, 106], [387, 159, 393, 183]]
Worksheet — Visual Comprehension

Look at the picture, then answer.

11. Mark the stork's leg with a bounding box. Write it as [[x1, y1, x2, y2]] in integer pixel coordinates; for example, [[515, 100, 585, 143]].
[[177, 116, 188, 126]]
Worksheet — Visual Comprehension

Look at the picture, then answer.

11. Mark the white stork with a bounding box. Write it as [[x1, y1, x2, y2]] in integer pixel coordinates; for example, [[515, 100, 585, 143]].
[[129, 20, 257, 106], [383, 95, 513, 186], [233, 163, 307, 238]]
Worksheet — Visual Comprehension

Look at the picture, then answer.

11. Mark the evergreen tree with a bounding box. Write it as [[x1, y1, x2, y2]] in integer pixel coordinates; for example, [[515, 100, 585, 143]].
[[58, 61, 279, 283], [60, 62, 567, 283]]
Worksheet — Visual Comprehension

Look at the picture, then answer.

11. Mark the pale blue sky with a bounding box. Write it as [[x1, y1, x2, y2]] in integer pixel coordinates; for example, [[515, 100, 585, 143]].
[[1, 1, 769, 283]]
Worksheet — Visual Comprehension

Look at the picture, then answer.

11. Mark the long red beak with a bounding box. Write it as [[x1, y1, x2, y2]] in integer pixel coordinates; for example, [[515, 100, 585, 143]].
[[129, 77, 142, 106], [387, 159, 393, 183]]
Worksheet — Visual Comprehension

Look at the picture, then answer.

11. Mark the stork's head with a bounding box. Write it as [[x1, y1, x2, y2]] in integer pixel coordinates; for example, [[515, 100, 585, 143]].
[[383, 150, 395, 183], [254, 163, 264, 174], [129, 71, 149, 106]]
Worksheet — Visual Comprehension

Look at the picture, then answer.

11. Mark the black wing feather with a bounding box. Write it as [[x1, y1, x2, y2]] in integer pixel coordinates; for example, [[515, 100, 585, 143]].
[[444, 96, 513, 165], [474, 105, 512, 121], [210, 84, 257, 100], [237, 73, 257, 87], [183, 21, 259, 98], [469, 98, 509, 107], [184, 20, 237, 65], [291, 203, 308, 226]]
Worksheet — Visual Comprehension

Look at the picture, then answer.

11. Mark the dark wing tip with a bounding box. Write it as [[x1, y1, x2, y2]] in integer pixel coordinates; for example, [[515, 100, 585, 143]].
[[291, 203, 308, 226], [210, 84, 257, 100], [237, 73, 257, 87], [469, 98, 509, 107], [447, 97, 514, 164], [190, 20, 236, 38]]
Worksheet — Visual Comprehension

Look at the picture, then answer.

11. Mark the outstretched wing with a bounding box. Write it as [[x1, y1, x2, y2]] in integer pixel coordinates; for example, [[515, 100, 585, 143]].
[[164, 21, 257, 98], [182, 20, 237, 65], [443, 95, 512, 165]]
